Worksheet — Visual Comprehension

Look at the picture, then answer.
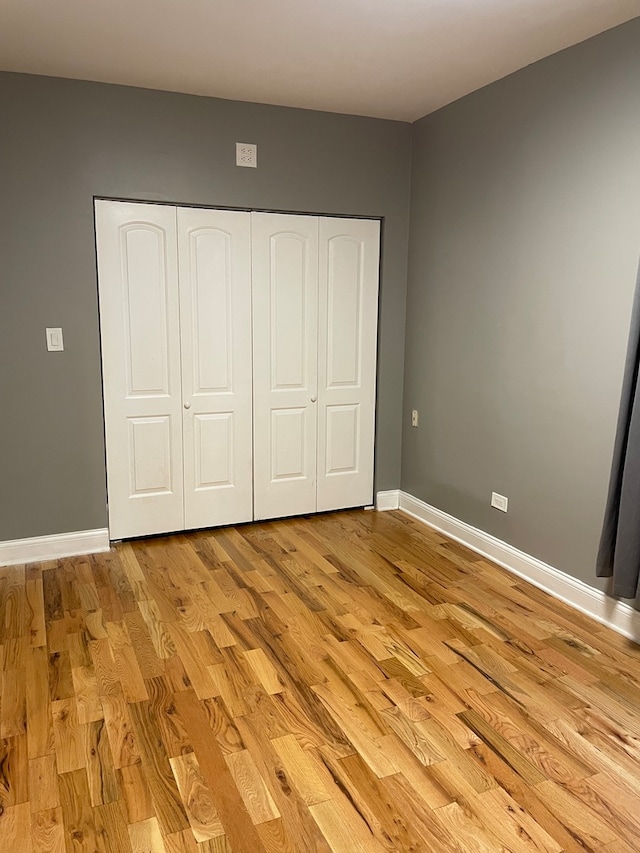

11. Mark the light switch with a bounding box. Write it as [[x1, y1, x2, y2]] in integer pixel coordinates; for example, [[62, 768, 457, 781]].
[[46, 327, 64, 352]]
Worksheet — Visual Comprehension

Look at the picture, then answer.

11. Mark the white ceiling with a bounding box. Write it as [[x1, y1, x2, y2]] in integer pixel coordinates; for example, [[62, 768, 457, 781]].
[[1, 0, 639, 121]]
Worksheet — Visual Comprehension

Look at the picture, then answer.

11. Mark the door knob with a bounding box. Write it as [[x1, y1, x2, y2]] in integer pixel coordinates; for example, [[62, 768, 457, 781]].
[[310, 396, 317, 403], [184, 402, 191, 410]]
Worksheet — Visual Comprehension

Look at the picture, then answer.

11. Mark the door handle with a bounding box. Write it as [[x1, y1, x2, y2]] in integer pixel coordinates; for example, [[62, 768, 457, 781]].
[[184, 402, 191, 410], [310, 396, 317, 403]]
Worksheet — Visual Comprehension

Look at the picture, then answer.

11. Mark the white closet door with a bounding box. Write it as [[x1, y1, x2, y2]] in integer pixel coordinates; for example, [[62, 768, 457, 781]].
[[177, 208, 253, 529], [317, 218, 380, 511], [96, 201, 184, 539], [252, 213, 319, 520]]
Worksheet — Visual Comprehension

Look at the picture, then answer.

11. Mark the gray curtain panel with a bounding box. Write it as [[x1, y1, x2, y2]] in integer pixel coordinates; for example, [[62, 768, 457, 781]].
[[597, 256, 640, 599]]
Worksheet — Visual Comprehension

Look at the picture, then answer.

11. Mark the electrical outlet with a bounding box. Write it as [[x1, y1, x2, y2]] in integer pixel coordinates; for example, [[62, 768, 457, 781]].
[[411, 409, 419, 427], [236, 142, 257, 168], [491, 492, 508, 512]]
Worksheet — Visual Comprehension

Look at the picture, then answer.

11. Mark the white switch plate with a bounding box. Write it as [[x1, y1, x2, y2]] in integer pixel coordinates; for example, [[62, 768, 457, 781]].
[[236, 142, 257, 167], [491, 491, 508, 512], [46, 327, 64, 352], [411, 409, 419, 427]]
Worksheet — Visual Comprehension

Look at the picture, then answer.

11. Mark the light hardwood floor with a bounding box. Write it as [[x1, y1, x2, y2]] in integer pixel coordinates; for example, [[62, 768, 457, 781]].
[[1, 509, 640, 852]]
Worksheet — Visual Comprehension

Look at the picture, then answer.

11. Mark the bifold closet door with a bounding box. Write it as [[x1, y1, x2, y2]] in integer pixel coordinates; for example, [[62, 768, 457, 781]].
[[98, 201, 380, 537], [177, 207, 253, 529], [251, 213, 319, 520], [97, 201, 253, 539], [96, 201, 184, 539], [317, 217, 380, 511]]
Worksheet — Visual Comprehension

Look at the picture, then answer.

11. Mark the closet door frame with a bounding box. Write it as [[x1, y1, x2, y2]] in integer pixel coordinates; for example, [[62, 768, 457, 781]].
[[96, 198, 382, 539]]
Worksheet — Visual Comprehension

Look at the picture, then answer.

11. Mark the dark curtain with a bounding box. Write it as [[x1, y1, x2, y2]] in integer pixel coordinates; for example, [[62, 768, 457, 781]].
[[597, 257, 640, 599]]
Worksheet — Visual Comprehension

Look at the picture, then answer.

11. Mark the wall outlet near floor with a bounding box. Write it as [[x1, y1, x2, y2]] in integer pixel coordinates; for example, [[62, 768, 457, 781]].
[[236, 142, 257, 167], [491, 491, 508, 512], [411, 409, 419, 427]]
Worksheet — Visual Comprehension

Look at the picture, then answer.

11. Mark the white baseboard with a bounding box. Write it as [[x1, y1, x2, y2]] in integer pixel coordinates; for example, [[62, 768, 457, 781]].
[[398, 491, 640, 644], [0, 528, 110, 568], [376, 490, 400, 511]]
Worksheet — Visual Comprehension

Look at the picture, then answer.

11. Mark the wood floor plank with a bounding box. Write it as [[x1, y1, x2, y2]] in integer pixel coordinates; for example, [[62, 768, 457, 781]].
[[48, 651, 74, 703], [326, 750, 445, 851], [309, 794, 386, 853], [163, 828, 199, 853], [101, 692, 140, 770], [128, 816, 167, 853], [243, 648, 284, 696], [146, 675, 193, 760], [169, 751, 225, 842], [105, 621, 148, 703], [434, 798, 512, 853], [472, 786, 562, 853], [533, 778, 618, 847], [168, 624, 219, 701], [28, 753, 60, 813], [57, 769, 98, 853], [2, 667, 27, 737], [83, 718, 119, 807], [124, 611, 165, 680], [118, 762, 154, 825], [67, 632, 92, 670], [128, 700, 189, 836], [0, 733, 29, 806], [51, 698, 85, 774], [270, 734, 332, 806], [26, 579, 46, 649], [173, 688, 267, 853], [94, 798, 133, 853], [137, 599, 176, 660], [26, 645, 53, 759], [72, 666, 103, 725], [224, 749, 280, 826], [0, 801, 33, 853], [42, 568, 63, 624], [31, 806, 65, 853], [234, 712, 333, 853]]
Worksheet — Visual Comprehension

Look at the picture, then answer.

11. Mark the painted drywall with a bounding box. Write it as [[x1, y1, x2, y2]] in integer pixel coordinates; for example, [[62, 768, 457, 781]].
[[0, 72, 411, 541], [402, 18, 640, 591]]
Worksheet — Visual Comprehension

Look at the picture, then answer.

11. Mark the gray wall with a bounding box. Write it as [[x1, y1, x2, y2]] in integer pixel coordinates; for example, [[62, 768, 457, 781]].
[[0, 72, 411, 541], [402, 18, 640, 589]]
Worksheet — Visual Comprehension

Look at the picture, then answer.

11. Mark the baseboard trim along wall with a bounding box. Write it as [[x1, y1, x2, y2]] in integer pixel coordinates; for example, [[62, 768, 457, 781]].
[[375, 490, 640, 643], [375, 490, 401, 511], [0, 528, 110, 567]]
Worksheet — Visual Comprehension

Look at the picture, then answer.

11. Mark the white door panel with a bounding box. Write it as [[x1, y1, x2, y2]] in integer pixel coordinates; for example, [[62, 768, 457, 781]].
[[252, 213, 318, 520], [127, 416, 174, 494], [317, 218, 380, 511], [96, 201, 184, 539], [178, 207, 253, 529], [325, 404, 360, 474]]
